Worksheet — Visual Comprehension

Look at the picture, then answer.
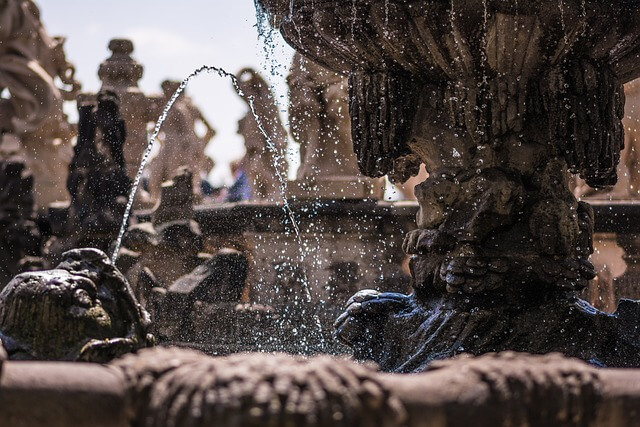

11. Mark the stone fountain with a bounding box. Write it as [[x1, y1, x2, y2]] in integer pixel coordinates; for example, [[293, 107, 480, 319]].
[[257, 0, 640, 371]]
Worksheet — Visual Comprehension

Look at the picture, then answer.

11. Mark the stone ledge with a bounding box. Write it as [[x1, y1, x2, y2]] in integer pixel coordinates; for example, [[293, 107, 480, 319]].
[[1, 351, 640, 426], [0, 362, 128, 427]]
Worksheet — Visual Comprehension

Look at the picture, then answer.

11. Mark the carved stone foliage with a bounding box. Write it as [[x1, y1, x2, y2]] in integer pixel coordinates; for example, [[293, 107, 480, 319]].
[[112, 347, 406, 427], [257, 0, 640, 370], [0, 248, 153, 362]]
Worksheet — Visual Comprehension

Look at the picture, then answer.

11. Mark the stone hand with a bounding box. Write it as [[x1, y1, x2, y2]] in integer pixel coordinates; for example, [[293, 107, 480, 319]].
[[334, 290, 410, 346]]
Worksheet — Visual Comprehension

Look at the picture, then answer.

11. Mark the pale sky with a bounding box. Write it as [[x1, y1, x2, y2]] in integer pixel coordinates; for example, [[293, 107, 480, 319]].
[[39, 0, 294, 185]]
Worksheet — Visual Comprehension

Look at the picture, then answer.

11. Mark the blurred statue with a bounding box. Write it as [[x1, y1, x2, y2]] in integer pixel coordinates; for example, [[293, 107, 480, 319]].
[[0, 1, 81, 210], [288, 53, 382, 199], [235, 68, 288, 200], [148, 80, 216, 202], [0, 156, 43, 287], [45, 91, 132, 260], [93, 39, 156, 206]]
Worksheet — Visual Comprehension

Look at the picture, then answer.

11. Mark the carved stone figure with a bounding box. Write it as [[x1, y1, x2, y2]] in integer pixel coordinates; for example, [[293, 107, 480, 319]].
[[112, 347, 406, 427], [152, 248, 249, 341], [147, 80, 216, 202], [259, 0, 640, 371], [0, 1, 81, 210], [288, 53, 380, 198], [235, 68, 288, 200], [0, 248, 153, 362], [0, 0, 59, 134], [45, 91, 131, 258], [118, 168, 204, 303], [0, 156, 42, 287]]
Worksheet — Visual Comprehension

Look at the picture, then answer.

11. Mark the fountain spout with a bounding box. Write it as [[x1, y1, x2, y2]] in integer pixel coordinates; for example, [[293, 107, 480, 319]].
[[258, 0, 640, 371]]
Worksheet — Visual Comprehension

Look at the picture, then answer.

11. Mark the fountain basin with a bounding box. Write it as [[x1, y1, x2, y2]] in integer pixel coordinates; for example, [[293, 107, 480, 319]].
[[258, 0, 640, 370]]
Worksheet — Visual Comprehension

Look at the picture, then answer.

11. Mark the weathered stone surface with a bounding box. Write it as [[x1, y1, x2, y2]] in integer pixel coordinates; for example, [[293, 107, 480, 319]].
[[119, 168, 205, 305], [336, 289, 640, 372], [0, 362, 128, 427], [0, 248, 153, 362], [0, 1, 81, 211], [380, 352, 603, 426], [5, 350, 640, 426], [112, 347, 406, 427], [97, 39, 156, 194], [0, 0, 66, 134], [153, 249, 249, 342], [168, 248, 248, 303], [151, 166, 194, 225], [0, 338, 5, 376]]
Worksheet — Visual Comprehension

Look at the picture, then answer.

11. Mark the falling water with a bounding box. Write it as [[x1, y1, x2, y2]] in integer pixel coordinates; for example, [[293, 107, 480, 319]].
[[112, 67, 292, 274], [384, 0, 390, 36], [288, 0, 303, 46], [481, 0, 489, 88], [558, 0, 569, 46], [351, 0, 357, 41], [110, 64, 325, 349], [581, 0, 587, 35]]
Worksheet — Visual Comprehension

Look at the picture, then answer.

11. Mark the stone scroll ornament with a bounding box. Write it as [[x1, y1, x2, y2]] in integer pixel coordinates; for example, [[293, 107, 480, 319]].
[[0, 248, 153, 362], [257, 0, 640, 371]]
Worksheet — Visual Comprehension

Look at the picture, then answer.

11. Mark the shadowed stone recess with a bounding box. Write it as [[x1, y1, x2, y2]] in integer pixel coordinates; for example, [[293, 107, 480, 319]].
[[111, 346, 406, 427]]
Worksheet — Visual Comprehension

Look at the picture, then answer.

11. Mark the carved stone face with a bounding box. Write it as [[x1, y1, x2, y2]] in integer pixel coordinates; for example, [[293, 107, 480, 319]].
[[0, 248, 153, 362]]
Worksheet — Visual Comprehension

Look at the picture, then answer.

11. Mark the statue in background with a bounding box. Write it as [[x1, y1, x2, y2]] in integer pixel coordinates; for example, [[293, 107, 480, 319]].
[[0, 156, 43, 288], [147, 80, 216, 202], [288, 53, 382, 199], [94, 39, 156, 206], [45, 91, 131, 260], [235, 68, 288, 200], [0, 1, 81, 210]]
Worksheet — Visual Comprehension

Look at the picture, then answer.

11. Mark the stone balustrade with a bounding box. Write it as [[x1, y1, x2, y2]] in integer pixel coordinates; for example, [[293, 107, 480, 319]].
[[2, 350, 640, 427]]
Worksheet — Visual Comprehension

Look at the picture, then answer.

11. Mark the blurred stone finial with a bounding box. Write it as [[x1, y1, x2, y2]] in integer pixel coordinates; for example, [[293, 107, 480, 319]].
[[99, 39, 143, 90]]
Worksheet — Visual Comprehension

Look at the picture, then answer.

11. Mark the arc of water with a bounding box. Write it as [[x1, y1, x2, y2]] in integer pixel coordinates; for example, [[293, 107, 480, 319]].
[[110, 66, 309, 301]]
